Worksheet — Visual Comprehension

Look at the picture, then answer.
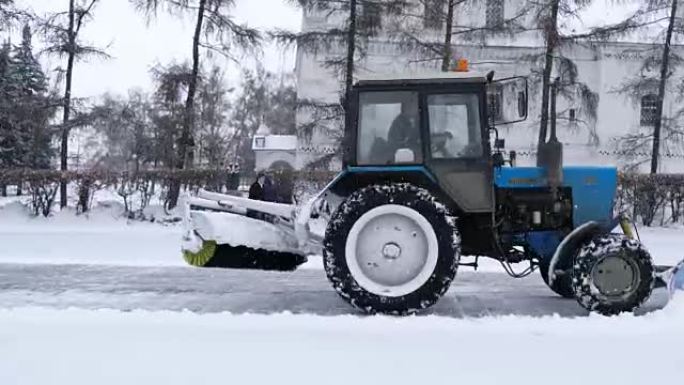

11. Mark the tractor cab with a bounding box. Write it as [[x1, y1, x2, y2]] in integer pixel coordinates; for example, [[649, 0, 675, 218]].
[[345, 71, 528, 213]]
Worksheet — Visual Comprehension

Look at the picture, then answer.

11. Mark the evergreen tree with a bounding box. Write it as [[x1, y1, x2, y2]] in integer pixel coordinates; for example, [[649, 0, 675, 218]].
[[0, 24, 56, 194], [0, 41, 19, 170], [196, 65, 232, 169], [264, 82, 297, 136], [228, 68, 269, 172], [149, 62, 191, 170], [90, 91, 153, 172], [11, 24, 54, 169], [227, 68, 297, 173]]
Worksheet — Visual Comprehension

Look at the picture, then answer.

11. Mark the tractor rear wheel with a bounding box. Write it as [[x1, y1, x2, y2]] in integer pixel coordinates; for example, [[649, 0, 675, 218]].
[[323, 183, 459, 315], [573, 234, 655, 316]]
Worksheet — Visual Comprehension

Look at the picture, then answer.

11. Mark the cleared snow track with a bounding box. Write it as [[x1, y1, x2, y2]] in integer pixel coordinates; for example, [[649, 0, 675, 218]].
[[0, 263, 669, 316]]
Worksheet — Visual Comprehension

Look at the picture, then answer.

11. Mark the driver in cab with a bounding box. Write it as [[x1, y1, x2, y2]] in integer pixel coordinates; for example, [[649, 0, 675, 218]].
[[387, 101, 420, 160]]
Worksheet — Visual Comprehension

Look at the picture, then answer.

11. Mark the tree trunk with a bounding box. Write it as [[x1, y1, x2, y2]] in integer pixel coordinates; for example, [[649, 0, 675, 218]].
[[344, 0, 357, 112], [167, 0, 207, 210], [441, 0, 455, 72], [650, 0, 678, 174], [537, 0, 560, 165], [60, 0, 76, 208], [342, 0, 357, 159], [550, 79, 557, 140]]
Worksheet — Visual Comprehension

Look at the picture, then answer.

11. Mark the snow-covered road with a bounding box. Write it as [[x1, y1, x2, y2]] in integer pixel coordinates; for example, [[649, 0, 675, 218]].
[[1, 297, 682, 385], [1, 204, 682, 385]]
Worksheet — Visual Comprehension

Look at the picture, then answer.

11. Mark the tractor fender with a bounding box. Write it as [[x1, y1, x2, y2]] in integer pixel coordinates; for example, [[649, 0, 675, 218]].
[[548, 221, 603, 286]]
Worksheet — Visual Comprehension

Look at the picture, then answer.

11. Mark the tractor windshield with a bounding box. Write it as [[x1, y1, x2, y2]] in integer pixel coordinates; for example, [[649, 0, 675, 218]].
[[357, 91, 422, 165], [427, 93, 482, 159]]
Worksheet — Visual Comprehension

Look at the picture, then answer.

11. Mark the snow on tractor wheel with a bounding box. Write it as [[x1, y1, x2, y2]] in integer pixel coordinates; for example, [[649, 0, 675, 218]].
[[323, 183, 459, 315], [573, 234, 655, 316]]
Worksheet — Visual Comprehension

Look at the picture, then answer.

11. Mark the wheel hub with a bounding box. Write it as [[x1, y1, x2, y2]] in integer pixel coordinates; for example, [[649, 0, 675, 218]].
[[382, 242, 402, 260], [344, 205, 439, 297], [591, 255, 639, 297]]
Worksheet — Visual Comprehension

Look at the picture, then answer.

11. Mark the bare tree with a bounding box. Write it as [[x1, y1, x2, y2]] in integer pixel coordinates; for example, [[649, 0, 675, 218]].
[[531, 0, 646, 160], [40, 0, 107, 208], [390, 0, 529, 71], [609, 0, 684, 173], [131, 0, 261, 209], [648, 0, 678, 174]]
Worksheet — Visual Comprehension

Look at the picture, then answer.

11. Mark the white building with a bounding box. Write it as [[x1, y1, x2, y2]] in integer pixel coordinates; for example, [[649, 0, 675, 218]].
[[293, 0, 684, 172], [252, 134, 298, 171]]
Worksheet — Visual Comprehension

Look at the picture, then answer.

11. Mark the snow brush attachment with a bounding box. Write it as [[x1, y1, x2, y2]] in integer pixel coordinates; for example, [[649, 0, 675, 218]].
[[205, 244, 307, 271], [181, 190, 320, 272], [183, 239, 307, 271], [183, 240, 218, 267]]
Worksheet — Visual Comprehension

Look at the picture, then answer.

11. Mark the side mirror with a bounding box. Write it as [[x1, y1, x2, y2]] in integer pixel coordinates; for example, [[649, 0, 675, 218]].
[[489, 76, 528, 125]]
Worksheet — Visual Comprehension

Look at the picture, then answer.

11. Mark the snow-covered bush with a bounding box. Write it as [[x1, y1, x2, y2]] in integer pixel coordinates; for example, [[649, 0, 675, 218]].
[[4, 168, 684, 227], [618, 174, 684, 226]]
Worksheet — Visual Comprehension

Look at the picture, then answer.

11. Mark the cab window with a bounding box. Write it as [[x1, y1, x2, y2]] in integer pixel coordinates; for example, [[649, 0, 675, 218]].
[[427, 93, 482, 159], [357, 91, 422, 165]]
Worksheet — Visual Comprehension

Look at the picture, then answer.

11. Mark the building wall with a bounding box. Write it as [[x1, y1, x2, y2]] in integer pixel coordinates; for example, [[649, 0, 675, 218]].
[[254, 150, 297, 172], [295, 0, 684, 172]]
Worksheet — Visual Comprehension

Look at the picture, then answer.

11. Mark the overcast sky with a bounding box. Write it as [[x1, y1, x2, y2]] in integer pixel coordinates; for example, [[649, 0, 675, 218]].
[[17, 0, 302, 98]]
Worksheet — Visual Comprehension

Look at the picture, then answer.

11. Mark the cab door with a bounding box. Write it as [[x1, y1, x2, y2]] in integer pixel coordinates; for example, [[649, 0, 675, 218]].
[[423, 89, 493, 213]]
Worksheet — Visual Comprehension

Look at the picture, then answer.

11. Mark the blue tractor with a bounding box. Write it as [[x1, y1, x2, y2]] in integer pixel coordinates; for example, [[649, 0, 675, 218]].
[[183, 70, 683, 316]]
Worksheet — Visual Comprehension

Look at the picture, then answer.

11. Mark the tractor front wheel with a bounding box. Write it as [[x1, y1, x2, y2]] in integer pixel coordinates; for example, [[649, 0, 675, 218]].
[[573, 234, 655, 316], [323, 183, 459, 315]]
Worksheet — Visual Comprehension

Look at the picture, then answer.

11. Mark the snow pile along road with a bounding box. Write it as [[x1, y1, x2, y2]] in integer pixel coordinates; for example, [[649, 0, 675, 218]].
[[1, 297, 683, 385], [0, 202, 185, 267]]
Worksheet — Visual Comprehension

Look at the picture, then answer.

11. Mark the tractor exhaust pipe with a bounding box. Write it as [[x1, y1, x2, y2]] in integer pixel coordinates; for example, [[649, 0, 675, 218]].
[[538, 77, 563, 194]]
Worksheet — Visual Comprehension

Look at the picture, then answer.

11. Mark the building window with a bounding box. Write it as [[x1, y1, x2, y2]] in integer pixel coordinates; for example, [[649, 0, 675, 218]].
[[254, 136, 266, 149], [640, 94, 658, 127], [359, 3, 382, 35], [569, 108, 576, 122], [423, 0, 443, 30], [486, 0, 504, 28]]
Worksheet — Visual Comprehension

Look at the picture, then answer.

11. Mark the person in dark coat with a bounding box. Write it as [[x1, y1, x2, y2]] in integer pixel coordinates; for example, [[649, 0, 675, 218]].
[[387, 101, 421, 161], [262, 174, 277, 203], [248, 174, 265, 201], [247, 174, 266, 219]]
